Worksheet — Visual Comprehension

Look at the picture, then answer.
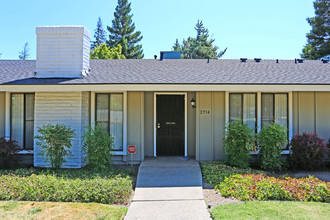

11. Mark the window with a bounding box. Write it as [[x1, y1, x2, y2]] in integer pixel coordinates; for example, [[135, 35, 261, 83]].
[[229, 93, 257, 131], [96, 93, 123, 151], [261, 93, 288, 129], [11, 93, 35, 150]]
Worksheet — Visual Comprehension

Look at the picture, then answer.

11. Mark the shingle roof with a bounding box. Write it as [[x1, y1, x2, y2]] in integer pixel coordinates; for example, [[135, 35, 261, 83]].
[[0, 59, 329, 85]]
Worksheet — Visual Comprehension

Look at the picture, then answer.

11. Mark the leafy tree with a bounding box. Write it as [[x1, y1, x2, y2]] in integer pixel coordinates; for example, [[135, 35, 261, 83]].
[[301, 0, 330, 60], [90, 43, 126, 59], [35, 124, 75, 169], [173, 20, 227, 59], [91, 17, 107, 50], [224, 121, 255, 168], [107, 0, 144, 59], [82, 125, 114, 170], [18, 42, 30, 60], [257, 123, 287, 171]]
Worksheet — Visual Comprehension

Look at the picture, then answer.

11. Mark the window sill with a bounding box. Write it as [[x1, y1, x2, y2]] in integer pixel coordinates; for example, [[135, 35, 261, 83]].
[[250, 150, 290, 155], [17, 150, 34, 155], [111, 151, 127, 156]]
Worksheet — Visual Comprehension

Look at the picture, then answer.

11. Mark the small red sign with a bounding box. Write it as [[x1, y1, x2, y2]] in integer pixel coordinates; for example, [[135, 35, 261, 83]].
[[128, 145, 136, 154]]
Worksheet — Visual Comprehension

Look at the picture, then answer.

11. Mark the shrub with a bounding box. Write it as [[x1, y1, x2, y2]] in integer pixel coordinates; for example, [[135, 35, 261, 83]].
[[35, 124, 75, 169], [289, 133, 328, 170], [0, 173, 132, 204], [0, 137, 20, 168], [218, 174, 330, 202], [224, 121, 255, 168], [201, 161, 263, 186], [82, 125, 114, 170], [258, 123, 287, 171]]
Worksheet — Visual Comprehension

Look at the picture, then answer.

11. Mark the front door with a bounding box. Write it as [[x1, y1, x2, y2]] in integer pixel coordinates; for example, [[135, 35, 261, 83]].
[[156, 94, 185, 156]]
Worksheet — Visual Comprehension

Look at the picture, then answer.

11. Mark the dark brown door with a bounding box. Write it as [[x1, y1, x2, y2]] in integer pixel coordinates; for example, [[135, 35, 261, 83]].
[[156, 95, 185, 156]]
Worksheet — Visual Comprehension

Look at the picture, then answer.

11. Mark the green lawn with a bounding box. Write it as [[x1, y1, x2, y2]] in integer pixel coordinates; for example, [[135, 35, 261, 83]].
[[0, 201, 127, 220], [211, 201, 330, 220]]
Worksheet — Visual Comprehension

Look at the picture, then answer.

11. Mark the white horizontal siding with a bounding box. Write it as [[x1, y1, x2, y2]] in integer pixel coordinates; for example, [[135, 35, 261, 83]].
[[35, 26, 90, 78], [34, 92, 84, 168]]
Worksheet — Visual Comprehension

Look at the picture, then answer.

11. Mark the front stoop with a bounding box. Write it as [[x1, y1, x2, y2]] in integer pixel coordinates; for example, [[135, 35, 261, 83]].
[[124, 157, 211, 220]]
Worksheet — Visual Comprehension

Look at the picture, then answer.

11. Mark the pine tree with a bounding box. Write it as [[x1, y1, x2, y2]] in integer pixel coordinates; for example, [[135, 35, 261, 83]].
[[18, 42, 30, 60], [172, 39, 181, 51], [301, 0, 330, 60], [173, 20, 227, 59], [91, 17, 107, 50], [107, 0, 144, 59]]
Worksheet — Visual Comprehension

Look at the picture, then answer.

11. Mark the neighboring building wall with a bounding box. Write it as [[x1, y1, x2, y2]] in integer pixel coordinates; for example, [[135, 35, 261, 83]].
[[0, 92, 5, 137], [34, 92, 85, 168], [293, 91, 330, 140], [196, 91, 225, 161]]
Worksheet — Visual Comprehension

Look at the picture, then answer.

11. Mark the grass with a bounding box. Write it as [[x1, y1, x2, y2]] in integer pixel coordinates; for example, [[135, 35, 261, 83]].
[[211, 201, 330, 220], [0, 201, 127, 220]]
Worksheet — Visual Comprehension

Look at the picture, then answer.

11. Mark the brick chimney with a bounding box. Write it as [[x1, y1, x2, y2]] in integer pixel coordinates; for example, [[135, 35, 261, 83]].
[[35, 26, 91, 78]]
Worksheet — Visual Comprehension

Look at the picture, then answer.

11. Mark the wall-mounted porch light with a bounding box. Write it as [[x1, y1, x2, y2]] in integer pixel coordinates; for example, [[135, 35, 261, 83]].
[[190, 98, 196, 109]]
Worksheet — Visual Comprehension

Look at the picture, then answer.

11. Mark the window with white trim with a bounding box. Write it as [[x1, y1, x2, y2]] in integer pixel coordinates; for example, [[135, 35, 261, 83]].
[[95, 93, 123, 151], [261, 93, 288, 129], [11, 93, 35, 150], [229, 93, 257, 131]]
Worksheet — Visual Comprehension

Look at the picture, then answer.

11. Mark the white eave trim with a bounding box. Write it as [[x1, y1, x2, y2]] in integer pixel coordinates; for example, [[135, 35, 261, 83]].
[[1, 84, 330, 92]]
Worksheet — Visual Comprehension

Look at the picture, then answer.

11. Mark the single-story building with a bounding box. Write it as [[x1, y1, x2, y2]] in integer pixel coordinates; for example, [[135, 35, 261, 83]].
[[0, 26, 329, 168]]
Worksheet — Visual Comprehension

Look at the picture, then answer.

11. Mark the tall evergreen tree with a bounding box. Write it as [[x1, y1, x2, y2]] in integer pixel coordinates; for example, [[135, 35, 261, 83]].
[[173, 20, 227, 59], [172, 39, 181, 52], [301, 0, 330, 60], [18, 42, 30, 60], [107, 0, 144, 59], [91, 17, 107, 50]]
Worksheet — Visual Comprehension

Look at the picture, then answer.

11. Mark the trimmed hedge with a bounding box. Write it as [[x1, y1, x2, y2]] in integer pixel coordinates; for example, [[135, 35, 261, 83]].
[[0, 168, 133, 204], [201, 161, 263, 186], [218, 174, 330, 202]]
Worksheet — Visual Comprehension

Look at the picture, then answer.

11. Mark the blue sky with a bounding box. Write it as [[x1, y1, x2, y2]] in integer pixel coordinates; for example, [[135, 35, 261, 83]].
[[0, 0, 315, 60]]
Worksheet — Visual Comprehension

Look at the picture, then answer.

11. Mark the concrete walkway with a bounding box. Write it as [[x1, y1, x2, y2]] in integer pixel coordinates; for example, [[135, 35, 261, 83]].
[[125, 157, 211, 220]]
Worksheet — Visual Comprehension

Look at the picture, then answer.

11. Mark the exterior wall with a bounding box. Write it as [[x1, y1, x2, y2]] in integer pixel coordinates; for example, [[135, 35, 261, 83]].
[[144, 92, 154, 157], [196, 91, 225, 161], [0, 92, 5, 137], [187, 92, 196, 157], [81, 91, 90, 166], [35, 26, 91, 78], [122, 91, 144, 163], [293, 91, 330, 140], [34, 92, 85, 168]]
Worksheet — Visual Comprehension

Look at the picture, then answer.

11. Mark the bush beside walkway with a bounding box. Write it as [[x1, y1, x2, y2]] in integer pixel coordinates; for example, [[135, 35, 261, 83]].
[[0, 168, 134, 205]]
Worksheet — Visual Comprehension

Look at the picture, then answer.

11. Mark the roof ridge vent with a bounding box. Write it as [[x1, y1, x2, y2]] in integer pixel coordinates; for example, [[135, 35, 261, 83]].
[[240, 58, 247, 62], [254, 58, 262, 63], [297, 58, 304, 63]]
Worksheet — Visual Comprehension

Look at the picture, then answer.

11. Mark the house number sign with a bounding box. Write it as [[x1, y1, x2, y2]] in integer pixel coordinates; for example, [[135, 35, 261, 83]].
[[200, 110, 210, 115]]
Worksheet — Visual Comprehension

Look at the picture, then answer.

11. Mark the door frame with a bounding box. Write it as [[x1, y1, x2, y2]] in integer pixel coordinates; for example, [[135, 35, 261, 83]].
[[153, 92, 187, 157]]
